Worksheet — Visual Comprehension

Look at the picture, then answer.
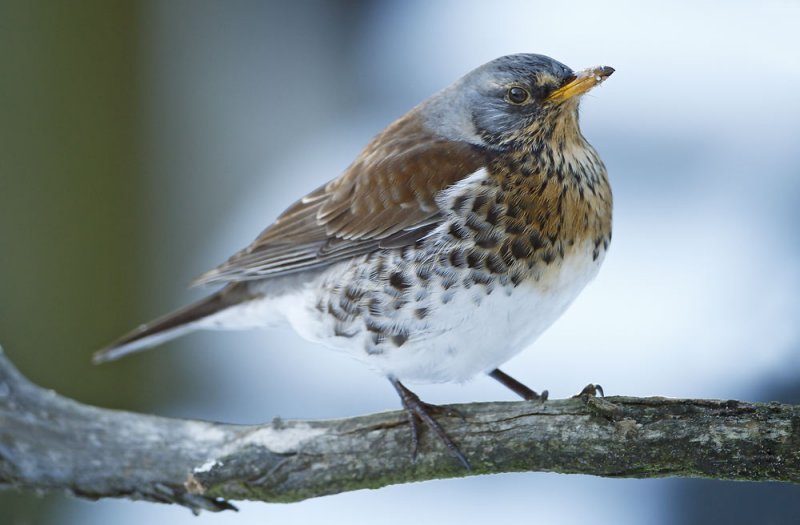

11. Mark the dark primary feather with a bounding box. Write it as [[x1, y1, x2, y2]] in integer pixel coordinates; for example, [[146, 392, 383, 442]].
[[92, 283, 255, 363], [195, 113, 487, 285]]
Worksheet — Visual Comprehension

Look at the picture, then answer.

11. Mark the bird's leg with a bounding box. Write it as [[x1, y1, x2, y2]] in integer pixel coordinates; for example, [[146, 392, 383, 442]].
[[388, 377, 471, 470], [488, 368, 548, 401]]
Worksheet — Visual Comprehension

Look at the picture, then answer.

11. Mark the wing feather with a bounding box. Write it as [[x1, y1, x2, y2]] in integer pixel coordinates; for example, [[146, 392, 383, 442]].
[[195, 112, 486, 285]]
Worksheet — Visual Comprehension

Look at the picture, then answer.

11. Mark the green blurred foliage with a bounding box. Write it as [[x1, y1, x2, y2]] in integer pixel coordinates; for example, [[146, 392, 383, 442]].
[[0, 1, 149, 521]]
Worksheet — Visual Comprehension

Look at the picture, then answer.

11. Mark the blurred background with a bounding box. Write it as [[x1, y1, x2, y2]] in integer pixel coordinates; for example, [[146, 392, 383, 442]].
[[1, 0, 799, 523]]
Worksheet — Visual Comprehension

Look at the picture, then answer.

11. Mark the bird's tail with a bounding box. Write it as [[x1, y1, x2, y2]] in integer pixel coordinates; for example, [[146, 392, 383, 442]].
[[93, 283, 253, 364]]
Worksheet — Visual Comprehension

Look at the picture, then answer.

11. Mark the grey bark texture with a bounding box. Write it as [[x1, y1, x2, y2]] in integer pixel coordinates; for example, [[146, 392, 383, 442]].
[[1, 347, 798, 514]]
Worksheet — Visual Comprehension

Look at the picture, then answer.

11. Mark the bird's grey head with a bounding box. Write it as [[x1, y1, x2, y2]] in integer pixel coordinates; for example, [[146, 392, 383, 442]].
[[422, 54, 613, 149]]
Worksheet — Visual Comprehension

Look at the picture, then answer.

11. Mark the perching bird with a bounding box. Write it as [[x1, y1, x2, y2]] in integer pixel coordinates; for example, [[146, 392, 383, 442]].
[[95, 54, 614, 469]]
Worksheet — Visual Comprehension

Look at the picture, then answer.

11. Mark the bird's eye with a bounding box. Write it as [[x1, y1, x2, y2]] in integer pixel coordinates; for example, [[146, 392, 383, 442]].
[[506, 86, 530, 104]]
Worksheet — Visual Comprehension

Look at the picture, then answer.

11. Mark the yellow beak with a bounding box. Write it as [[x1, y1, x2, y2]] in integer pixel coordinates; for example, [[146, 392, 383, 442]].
[[546, 65, 614, 103]]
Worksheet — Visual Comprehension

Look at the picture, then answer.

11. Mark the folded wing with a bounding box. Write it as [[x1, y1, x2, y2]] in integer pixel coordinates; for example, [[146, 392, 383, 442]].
[[195, 114, 487, 285]]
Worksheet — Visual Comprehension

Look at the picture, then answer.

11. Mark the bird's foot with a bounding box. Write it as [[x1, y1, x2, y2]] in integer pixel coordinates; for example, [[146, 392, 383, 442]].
[[389, 378, 471, 470], [488, 368, 548, 401], [573, 384, 622, 420], [572, 383, 604, 398], [419, 401, 467, 421]]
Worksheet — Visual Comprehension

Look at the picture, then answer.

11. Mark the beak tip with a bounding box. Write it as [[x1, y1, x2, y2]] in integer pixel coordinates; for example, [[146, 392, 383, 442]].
[[600, 66, 615, 78]]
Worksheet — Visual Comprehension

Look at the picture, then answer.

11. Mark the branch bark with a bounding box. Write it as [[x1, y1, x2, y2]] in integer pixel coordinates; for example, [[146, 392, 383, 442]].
[[1, 347, 798, 513]]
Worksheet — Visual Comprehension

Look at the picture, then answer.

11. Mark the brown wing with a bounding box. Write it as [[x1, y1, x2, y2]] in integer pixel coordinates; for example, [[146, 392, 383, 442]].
[[194, 113, 486, 285]]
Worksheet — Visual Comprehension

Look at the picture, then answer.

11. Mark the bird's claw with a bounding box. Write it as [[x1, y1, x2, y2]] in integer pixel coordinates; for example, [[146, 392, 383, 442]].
[[390, 378, 472, 470], [536, 389, 550, 401], [573, 383, 604, 398]]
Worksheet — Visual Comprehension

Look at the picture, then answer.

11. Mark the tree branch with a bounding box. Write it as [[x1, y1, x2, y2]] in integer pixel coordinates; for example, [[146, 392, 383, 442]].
[[1, 347, 798, 513]]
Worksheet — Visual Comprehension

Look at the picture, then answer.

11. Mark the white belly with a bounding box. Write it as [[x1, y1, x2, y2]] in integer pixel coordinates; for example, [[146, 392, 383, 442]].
[[370, 247, 602, 383], [278, 242, 605, 384]]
